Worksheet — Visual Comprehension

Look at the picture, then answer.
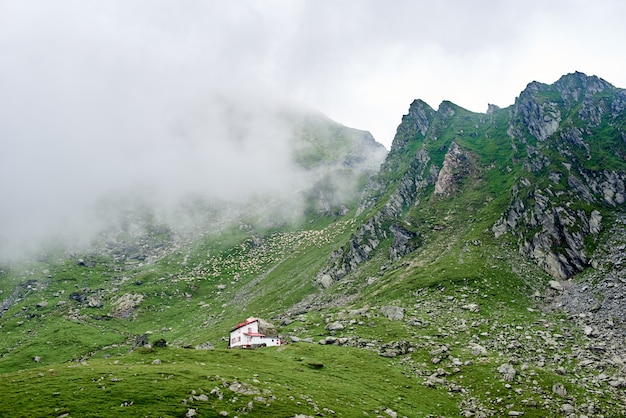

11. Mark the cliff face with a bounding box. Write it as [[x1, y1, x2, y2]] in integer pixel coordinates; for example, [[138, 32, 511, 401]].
[[496, 72, 626, 278], [317, 72, 626, 286]]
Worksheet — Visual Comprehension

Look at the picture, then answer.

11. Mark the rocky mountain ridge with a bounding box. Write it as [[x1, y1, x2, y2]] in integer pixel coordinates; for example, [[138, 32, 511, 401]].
[[318, 72, 626, 287]]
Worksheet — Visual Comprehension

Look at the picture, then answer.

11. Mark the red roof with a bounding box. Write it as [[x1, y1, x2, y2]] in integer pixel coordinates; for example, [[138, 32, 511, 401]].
[[230, 317, 258, 332]]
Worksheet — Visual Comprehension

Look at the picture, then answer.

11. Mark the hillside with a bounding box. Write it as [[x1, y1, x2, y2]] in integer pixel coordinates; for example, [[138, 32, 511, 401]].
[[1, 72, 626, 417]]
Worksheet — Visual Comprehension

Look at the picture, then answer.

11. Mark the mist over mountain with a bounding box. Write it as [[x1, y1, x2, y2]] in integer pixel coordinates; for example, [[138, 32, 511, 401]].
[[0, 92, 385, 259]]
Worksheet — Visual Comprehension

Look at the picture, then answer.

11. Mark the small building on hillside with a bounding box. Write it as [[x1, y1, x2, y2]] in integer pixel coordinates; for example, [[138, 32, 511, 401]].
[[229, 317, 282, 348]]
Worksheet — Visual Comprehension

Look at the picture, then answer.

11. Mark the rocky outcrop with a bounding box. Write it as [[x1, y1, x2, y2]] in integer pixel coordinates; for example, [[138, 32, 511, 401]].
[[512, 81, 562, 142], [390, 99, 435, 150], [434, 142, 473, 196], [493, 182, 605, 279], [494, 72, 626, 279]]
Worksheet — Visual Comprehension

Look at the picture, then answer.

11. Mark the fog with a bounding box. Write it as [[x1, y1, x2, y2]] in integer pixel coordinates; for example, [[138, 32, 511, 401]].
[[2, 0, 626, 259], [0, 2, 326, 258]]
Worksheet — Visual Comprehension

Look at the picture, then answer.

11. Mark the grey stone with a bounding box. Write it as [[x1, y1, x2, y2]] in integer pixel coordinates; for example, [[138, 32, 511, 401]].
[[497, 363, 516, 382], [380, 305, 404, 321], [325, 321, 344, 331], [552, 383, 567, 397], [195, 342, 214, 350], [549, 280, 564, 291]]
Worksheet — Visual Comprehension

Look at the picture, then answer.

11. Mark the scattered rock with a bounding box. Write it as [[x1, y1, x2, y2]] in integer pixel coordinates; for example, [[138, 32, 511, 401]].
[[461, 303, 480, 312], [110, 293, 143, 318], [36, 301, 48, 308], [379, 340, 413, 357], [318, 336, 337, 345], [228, 381, 260, 395], [33, 356, 41, 363], [195, 342, 214, 350], [151, 359, 162, 365]]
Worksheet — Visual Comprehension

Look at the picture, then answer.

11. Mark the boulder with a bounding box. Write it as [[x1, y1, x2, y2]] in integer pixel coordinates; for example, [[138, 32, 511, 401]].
[[133, 333, 150, 348], [87, 297, 103, 308], [497, 363, 516, 382], [380, 305, 404, 321], [552, 383, 567, 397], [469, 343, 487, 356], [325, 321, 344, 331], [549, 280, 564, 291], [153, 338, 167, 348]]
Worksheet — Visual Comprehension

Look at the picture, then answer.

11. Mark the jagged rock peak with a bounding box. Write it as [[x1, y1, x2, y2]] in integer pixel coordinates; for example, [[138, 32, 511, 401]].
[[407, 99, 435, 136], [516, 72, 615, 110], [486, 103, 500, 114], [554, 71, 614, 97], [390, 99, 435, 151]]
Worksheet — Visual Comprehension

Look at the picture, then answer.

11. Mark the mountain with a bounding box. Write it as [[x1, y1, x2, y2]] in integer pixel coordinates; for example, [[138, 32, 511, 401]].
[[318, 71, 626, 284], [1, 72, 626, 417]]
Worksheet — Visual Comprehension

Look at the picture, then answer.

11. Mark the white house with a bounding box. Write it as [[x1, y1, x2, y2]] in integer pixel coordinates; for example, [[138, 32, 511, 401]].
[[229, 317, 282, 348]]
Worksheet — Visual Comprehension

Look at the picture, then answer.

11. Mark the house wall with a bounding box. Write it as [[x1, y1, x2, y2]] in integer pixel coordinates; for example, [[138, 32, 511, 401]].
[[247, 335, 281, 347], [229, 320, 260, 348], [229, 319, 281, 348]]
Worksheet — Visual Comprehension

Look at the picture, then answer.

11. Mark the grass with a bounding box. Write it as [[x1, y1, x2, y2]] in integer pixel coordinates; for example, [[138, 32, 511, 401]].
[[0, 344, 458, 417]]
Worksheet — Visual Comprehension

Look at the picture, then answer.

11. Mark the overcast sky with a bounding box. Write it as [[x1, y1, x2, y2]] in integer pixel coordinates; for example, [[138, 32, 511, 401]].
[[1, 0, 626, 256]]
